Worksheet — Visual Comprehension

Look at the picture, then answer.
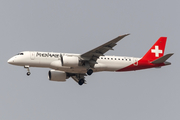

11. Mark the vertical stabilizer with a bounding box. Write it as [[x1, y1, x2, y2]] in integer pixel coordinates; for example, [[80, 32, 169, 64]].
[[142, 37, 167, 61]]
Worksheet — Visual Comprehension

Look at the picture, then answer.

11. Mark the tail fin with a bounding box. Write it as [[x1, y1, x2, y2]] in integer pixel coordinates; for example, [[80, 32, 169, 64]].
[[142, 37, 167, 61]]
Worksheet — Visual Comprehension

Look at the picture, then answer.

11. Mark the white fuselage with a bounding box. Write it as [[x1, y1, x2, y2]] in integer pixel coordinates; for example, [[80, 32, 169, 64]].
[[7, 35, 172, 85], [8, 51, 140, 73]]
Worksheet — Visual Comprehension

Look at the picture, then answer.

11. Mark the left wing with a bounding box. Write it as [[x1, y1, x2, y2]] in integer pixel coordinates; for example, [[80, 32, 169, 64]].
[[80, 34, 129, 67]]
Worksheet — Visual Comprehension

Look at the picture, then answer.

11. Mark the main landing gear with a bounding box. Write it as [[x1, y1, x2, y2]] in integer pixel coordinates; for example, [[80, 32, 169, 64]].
[[87, 69, 93, 75], [78, 79, 85, 85], [71, 75, 86, 86], [83, 62, 93, 76], [77, 69, 93, 85], [24, 65, 31, 76]]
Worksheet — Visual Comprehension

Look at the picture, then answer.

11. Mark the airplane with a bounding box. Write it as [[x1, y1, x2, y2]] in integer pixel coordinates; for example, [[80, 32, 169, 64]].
[[7, 34, 173, 85]]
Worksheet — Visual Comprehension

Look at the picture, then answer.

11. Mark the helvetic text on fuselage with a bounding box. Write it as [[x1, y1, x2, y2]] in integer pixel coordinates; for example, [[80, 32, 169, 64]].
[[36, 52, 60, 58]]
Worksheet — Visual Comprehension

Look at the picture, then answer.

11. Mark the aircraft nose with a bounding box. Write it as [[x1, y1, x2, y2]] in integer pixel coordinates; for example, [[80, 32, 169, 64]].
[[7, 58, 14, 64]]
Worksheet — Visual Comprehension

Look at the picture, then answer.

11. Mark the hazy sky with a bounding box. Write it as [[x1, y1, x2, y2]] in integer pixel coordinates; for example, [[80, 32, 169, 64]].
[[1, 1, 179, 120]]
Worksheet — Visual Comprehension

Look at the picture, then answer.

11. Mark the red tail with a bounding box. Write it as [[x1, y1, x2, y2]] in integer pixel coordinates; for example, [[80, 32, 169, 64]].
[[142, 37, 167, 61]]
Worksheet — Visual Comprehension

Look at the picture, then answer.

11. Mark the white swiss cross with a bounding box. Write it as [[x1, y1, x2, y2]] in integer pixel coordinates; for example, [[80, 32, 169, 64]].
[[151, 45, 163, 57]]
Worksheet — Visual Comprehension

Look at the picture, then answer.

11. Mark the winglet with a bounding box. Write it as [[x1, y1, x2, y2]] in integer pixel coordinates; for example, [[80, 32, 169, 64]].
[[121, 33, 130, 37], [151, 53, 174, 64]]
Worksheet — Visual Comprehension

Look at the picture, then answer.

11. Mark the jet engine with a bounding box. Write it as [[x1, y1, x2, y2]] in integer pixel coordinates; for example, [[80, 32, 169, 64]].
[[48, 70, 69, 81], [63, 56, 80, 67]]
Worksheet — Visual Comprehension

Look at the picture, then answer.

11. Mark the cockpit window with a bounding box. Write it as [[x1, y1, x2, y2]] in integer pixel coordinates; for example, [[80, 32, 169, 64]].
[[17, 53, 24, 55]]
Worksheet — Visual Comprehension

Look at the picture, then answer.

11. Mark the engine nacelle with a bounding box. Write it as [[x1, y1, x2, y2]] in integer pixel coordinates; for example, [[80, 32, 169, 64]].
[[63, 56, 79, 67], [48, 70, 68, 82]]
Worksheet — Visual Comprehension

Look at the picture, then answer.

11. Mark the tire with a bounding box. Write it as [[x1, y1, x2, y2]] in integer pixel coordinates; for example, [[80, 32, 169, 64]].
[[78, 79, 84, 85], [87, 69, 93, 75], [27, 72, 31, 76]]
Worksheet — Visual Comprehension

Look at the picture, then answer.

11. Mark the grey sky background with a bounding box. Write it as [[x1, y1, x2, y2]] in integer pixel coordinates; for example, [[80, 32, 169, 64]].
[[0, 0, 179, 120]]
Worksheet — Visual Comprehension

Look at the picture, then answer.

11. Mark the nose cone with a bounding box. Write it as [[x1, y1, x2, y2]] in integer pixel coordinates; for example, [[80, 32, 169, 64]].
[[7, 58, 14, 64]]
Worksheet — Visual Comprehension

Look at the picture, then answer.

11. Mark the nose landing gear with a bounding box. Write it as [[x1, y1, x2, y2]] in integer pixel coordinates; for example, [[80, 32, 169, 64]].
[[24, 65, 31, 76], [27, 72, 31, 76]]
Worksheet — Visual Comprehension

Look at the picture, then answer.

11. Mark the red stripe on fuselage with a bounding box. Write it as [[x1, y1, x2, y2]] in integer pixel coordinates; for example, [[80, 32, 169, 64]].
[[116, 59, 165, 71]]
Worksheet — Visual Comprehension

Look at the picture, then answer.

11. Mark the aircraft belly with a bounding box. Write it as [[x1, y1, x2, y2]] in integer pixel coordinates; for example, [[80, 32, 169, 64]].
[[95, 61, 133, 71], [52, 66, 87, 74], [94, 63, 107, 72]]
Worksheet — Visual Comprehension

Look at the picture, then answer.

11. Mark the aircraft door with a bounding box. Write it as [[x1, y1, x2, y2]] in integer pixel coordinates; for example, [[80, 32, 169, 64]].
[[30, 52, 35, 60]]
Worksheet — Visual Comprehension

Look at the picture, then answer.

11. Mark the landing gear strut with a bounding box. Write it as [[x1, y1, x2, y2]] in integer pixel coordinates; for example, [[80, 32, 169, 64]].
[[87, 69, 93, 75], [24, 65, 31, 76]]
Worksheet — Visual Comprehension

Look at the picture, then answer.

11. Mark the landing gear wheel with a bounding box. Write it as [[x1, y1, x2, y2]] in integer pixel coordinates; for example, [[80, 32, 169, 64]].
[[27, 72, 31, 76], [78, 79, 84, 85], [87, 69, 93, 75]]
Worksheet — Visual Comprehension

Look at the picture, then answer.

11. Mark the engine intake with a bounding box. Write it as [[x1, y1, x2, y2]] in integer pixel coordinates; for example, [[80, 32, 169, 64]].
[[48, 70, 68, 82]]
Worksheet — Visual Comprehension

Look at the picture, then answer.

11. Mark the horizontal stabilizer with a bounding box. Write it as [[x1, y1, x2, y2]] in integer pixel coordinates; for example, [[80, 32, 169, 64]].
[[151, 53, 174, 64]]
